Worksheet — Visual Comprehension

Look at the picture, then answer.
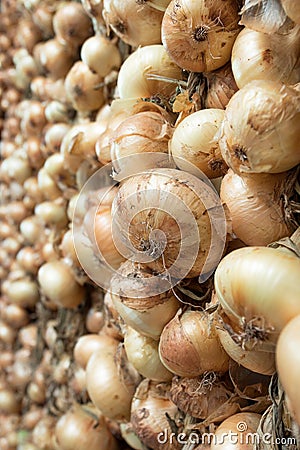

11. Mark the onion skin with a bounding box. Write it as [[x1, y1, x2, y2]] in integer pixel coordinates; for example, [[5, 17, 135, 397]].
[[220, 169, 291, 246], [211, 412, 261, 449], [276, 314, 300, 426], [214, 246, 300, 333]]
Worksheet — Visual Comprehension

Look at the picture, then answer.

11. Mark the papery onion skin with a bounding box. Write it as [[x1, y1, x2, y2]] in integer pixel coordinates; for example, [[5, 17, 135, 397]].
[[276, 314, 300, 426], [231, 27, 300, 89], [214, 246, 300, 333], [219, 80, 300, 174], [220, 169, 291, 246], [281, 0, 300, 24], [161, 0, 240, 72]]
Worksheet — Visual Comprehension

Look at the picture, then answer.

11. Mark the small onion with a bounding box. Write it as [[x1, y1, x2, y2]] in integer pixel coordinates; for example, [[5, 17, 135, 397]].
[[0, 389, 21, 414], [54, 404, 119, 450], [53, 2, 93, 48], [231, 27, 300, 89], [276, 314, 300, 426], [6, 279, 39, 308], [81, 35, 121, 78], [64, 61, 105, 113], [159, 309, 229, 377], [219, 80, 300, 174], [124, 326, 173, 381], [103, 0, 167, 47], [38, 260, 85, 308], [34, 39, 75, 80], [74, 334, 118, 370], [86, 341, 139, 421], [211, 412, 261, 449], [161, 0, 240, 72], [220, 169, 292, 246], [170, 108, 226, 178], [117, 45, 182, 99], [214, 246, 300, 334]]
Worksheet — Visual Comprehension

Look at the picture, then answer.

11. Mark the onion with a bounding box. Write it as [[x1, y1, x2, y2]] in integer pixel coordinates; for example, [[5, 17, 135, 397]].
[[86, 341, 140, 421], [117, 45, 182, 99], [103, 0, 168, 47], [159, 309, 229, 377], [53, 2, 93, 48], [81, 35, 121, 78], [64, 61, 105, 113], [281, 0, 300, 23], [276, 314, 300, 426], [214, 246, 300, 335], [211, 412, 261, 449], [74, 334, 118, 369], [220, 169, 293, 246], [161, 0, 240, 72], [219, 80, 300, 174], [124, 326, 173, 381], [231, 27, 300, 89], [170, 108, 226, 178], [6, 279, 39, 308], [38, 260, 85, 309], [34, 39, 75, 80], [0, 389, 21, 414]]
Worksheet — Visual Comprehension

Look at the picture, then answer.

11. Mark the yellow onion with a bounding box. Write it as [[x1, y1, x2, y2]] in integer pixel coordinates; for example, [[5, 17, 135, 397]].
[[159, 309, 229, 377], [219, 80, 300, 174], [204, 63, 238, 110], [231, 27, 300, 89], [6, 279, 39, 308], [54, 404, 119, 450], [64, 61, 105, 113], [239, 0, 289, 34], [103, 0, 169, 47], [214, 246, 300, 334], [124, 326, 173, 381], [216, 311, 276, 376], [170, 108, 227, 178], [211, 412, 261, 449], [81, 35, 121, 78], [74, 334, 118, 370], [220, 169, 293, 246], [117, 45, 182, 99], [53, 2, 93, 48], [33, 38, 75, 80], [86, 341, 140, 421], [111, 111, 173, 174], [111, 168, 227, 279], [109, 260, 180, 339], [38, 260, 85, 309], [131, 379, 181, 450], [161, 0, 240, 72], [276, 314, 300, 426]]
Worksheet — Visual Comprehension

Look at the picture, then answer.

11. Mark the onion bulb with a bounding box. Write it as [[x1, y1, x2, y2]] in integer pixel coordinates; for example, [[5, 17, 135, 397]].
[[214, 246, 300, 334], [110, 261, 180, 339], [124, 326, 173, 381], [231, 27, 300, 89], [33, 39, 75, 80], [86, 342, 139, 421], [65, 61, 104, 113], [38, 260, 85, 309], [159, 309, 229, 377], [131, 379, 181, 450], [54, 405, 119, 450], [276, 314, 300, 426], [211, 412, 261, 449], [219, 80, 300, 174], [111, 168, 226, 279], [117, 45, 182, 99], [103, 0, 169, 47], [161, 0, 240, 72], [220, 169, 293, 246], [74, 334, 118, 370], [170, 108, 227, 178], [81, 35, 121, 78], [53, 2, 93, 48]]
